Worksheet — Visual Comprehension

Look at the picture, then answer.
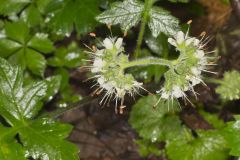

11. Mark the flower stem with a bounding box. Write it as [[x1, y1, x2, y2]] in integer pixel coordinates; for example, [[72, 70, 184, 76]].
[[135, 0, 154, 58], [121, 57, 172, 70]]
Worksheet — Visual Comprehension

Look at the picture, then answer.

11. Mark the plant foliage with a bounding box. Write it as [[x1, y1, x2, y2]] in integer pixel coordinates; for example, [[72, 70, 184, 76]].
[[0, 58, 79, 160], [0, 21, 54, 77], [216, 70, 240, 101], [96, 0, 179, 37]]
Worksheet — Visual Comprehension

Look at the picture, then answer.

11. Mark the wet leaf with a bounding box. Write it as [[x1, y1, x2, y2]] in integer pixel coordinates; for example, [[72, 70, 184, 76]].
[[96, 0, 143, 32], [135, 139, 162, 157], [0, 125, 27, 160], [223, 115, 240, 156], [0, 21, 54, 77], [145, 32, 169, 56], [47, 42, 86, 68], [46, 0, 101, 35], [25, 49, 47, 77], [0, 0, 30, 15], [44, 75, 62, 102], [148, 7, 179, 37], [129, 95, 182, 142], [166, 130, 229, 160], [96, 0, 179, 37], [0, 58, 79, 160], [19, 118, 79, 160]]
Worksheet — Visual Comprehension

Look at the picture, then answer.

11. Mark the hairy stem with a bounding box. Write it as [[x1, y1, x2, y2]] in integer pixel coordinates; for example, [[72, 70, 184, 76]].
[[135, 0, 154, 58], [121, 57, 173, 70]]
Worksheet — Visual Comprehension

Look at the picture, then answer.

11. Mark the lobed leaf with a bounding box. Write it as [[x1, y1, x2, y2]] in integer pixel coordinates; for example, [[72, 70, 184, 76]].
[[96, 0, 144, 32], [216, 70, 240, 101], [0, 125, 27, 160], [0, 21, 54, 77], [47, 0, 101, 35], [148, 7, 179, 37], [96, 0, 179, 37], [0, 58, 79, 160], [166, 130, 229, 160], [129, 95, 182, 142]]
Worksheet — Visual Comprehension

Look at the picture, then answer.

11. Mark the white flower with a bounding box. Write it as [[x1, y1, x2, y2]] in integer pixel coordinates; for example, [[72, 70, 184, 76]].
[[195, 50, 205, 59], [161, 91, 170, 99], [97, 76, 105, 85], [103, 37, 123, 50], [191, 67, 201, 76], [160, 88, 170, 99], [159, 86, 185, 100], [159, 30, 214, 102], [168, 31, 200, 49], [115, 38, 123, 49], [176, 31, 185, 44], [172, 86, 184, 98], [91, 58, 105, 73], [88, 37, 143, 108], [103, 38, 113, 49]]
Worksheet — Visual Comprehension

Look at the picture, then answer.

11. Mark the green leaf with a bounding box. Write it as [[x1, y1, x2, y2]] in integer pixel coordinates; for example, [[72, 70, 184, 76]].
[[19, 118, 79, 160], [0, 0, 30, 15], [96, 0, 144, 32], [166, 130, 229, 160], [51, 68, 81, 107], [145, 32, 169, 56], [5, 21, 29, 44], [25, 49, 47, 77], [0, 58, 79, 159], [0, 21, 54, 77], [223, 115, 240, 156], [44, 75, 62, 102], [0, 125, 27, 160], [148, 7, 179, 37], [135, 139, 162, 157], [199, 110, 226, 129], [18, 0, 52, 26], [47, 42, 86, 68], [28, 33, 54, 53], [47, 0, 101, 35], [19, 80, 47, 119], [96, 0, 179, 37], [21, 4, 43, 26], [216, 70, 240, 101], [129, 95, 182, 142], [8, 49, 26, 69], [0, 39, 21, 58], [0, 57, 46, 119]]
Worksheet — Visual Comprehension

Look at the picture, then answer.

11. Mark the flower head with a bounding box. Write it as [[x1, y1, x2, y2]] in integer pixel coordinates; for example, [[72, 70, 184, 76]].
[[89, 37, 143, 108], [158, 31, 214, 101]]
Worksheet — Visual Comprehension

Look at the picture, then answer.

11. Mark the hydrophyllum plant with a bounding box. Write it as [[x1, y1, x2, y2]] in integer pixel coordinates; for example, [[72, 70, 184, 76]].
[[88, 30, 214, 111]]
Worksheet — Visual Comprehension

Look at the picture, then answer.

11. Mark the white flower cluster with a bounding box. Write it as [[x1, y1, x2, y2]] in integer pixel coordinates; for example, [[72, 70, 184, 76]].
[[158, 31, 211, 100], [90, 37, 143, 106]]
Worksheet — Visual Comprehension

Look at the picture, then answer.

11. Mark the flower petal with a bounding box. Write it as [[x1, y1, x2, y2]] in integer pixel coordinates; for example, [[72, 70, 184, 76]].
[[168, 38, 177, 46], [103, 38, 113, 49], [115, 38, 123, 49], [176, 31, 185, 44]]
